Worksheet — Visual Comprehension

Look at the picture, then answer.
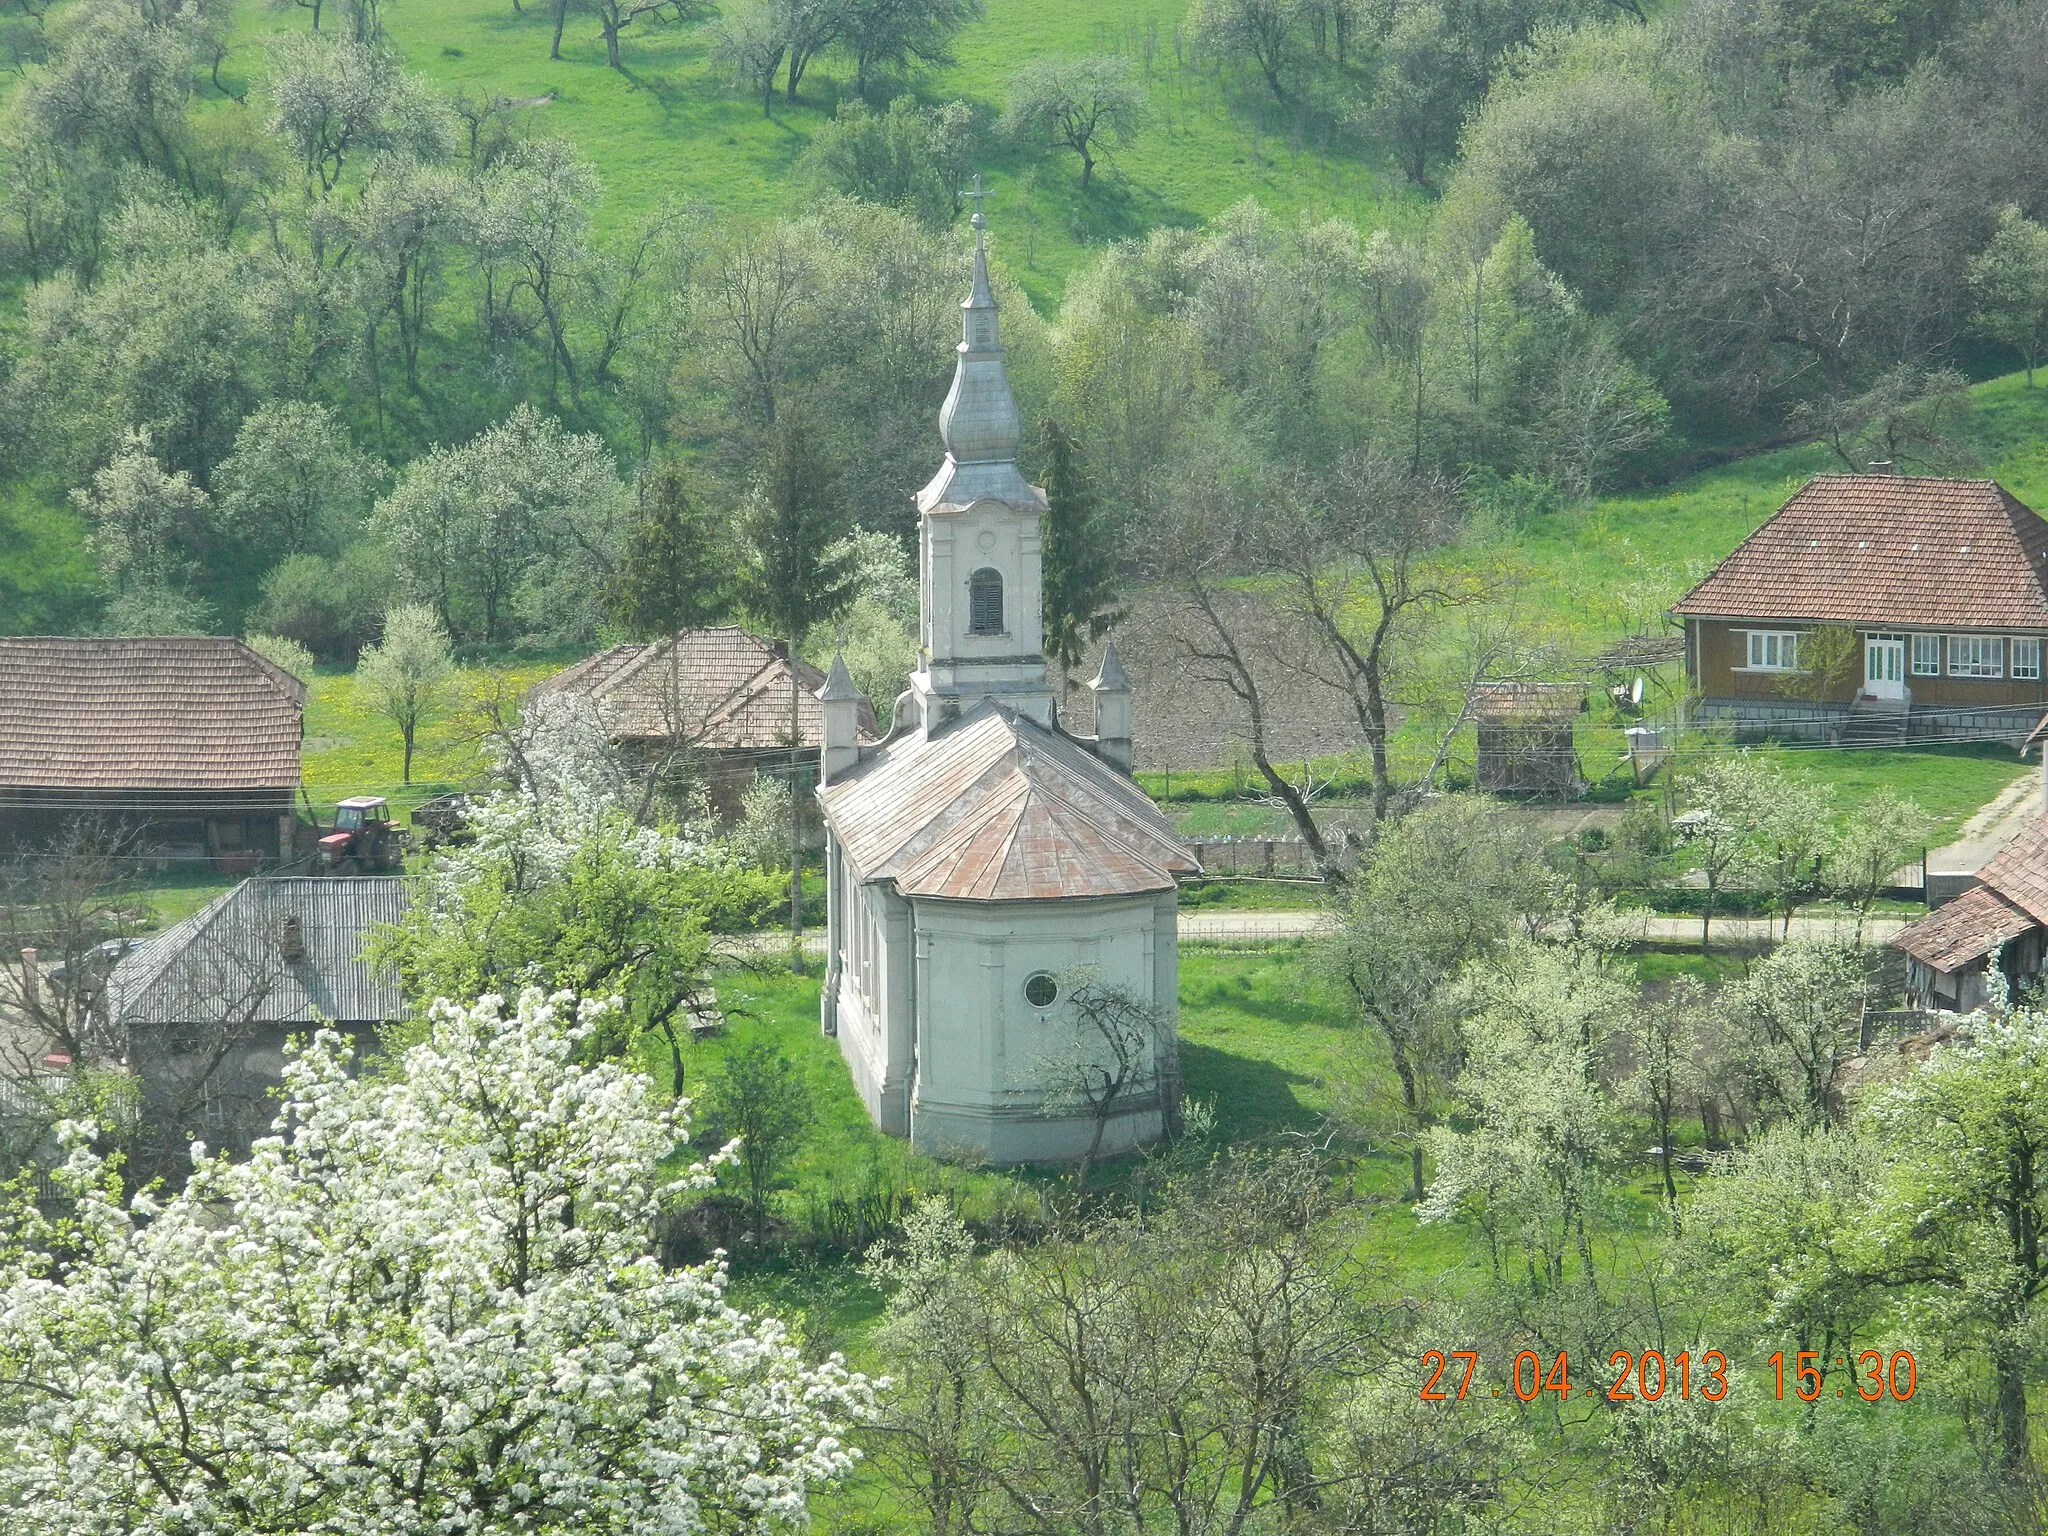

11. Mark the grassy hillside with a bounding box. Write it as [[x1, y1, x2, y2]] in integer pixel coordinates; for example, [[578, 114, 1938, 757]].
[[252, 0, 1417, 308]]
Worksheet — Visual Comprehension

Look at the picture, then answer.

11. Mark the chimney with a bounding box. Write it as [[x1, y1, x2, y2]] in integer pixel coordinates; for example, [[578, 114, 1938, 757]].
[[815, 652, 865, 786], [18, 947, 36, 1013], [1088, 642, 1133, 773], [278, 913, 305, 963]]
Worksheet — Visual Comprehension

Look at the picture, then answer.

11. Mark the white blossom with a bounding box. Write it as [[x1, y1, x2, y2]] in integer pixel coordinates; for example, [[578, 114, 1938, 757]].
[[0, 987, 870, 1534]]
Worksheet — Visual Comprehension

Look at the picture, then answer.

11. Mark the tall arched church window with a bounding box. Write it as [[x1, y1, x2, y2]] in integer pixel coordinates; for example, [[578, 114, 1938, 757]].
[[968, 567, 1004, 636]]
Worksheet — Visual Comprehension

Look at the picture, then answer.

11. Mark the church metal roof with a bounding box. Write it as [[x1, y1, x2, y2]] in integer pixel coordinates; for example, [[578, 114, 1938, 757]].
[[819, 703, 1201, 901]]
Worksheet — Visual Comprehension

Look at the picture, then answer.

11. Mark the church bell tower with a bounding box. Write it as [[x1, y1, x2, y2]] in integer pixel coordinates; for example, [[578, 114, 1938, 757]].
[[909, 181, 1055, 735]]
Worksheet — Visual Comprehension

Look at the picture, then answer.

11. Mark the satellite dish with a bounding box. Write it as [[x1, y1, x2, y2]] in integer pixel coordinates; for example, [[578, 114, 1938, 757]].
[[1630, 676, 1644, 707]]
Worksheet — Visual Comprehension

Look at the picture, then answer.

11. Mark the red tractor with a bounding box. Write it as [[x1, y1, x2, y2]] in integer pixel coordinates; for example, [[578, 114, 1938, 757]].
[[318, 796, 404, 872]]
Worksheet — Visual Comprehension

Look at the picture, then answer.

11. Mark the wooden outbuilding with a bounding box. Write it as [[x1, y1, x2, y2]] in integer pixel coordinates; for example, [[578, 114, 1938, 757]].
[[1891, 819, 2048, 1011], [532, 627, 879, 818], [1471, 683, 1584, 797]]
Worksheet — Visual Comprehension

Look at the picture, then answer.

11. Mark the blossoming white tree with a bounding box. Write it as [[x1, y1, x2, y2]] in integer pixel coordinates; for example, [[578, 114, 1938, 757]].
[[0, 987, 870, 1534]]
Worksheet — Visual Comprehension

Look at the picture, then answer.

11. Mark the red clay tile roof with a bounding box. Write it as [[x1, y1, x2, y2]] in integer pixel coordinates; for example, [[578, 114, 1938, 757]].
[[1975, 816, 2048, 926], [819, 703, 1201, 901], [0, 637, 303, 792], [535, 627, 879, 752], [1890, 883, 2038, 971], [1671, 476, 2048, 629]]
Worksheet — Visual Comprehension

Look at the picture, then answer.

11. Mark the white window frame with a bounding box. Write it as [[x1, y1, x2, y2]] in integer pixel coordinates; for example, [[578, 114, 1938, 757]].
[[1741, 630, 1800, 672], [1948, 634, 2005, 679], [2014, 637, 2043, 681], [1910, 633, 1942, 676]]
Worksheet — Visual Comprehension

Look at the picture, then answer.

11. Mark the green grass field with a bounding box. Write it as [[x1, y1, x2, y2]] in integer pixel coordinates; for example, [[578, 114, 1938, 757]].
[[231, 0, 1417, 308]]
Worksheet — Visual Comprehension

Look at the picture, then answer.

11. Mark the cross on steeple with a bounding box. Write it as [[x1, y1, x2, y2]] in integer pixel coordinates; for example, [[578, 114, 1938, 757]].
[[963, 173, 989, 248]]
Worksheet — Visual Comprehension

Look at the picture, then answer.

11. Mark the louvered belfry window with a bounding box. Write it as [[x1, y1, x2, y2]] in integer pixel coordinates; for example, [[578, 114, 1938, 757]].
[[968, 567, 1004, 636]]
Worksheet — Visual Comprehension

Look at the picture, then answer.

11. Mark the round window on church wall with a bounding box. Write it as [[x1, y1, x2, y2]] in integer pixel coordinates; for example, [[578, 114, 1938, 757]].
[[1024, 972, 1060, 1009]]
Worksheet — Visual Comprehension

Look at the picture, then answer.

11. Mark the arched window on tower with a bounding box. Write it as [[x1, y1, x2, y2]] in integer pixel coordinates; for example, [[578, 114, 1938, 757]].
[[967, 567, 1004, 636]]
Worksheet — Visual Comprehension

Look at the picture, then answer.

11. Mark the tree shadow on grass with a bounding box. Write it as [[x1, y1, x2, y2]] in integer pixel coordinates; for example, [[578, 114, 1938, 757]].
[[1178, 1038, 1321, 1141]]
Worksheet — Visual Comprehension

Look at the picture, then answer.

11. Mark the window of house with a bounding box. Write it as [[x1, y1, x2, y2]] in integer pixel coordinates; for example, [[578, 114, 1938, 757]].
[[1024, 972, 1060, 1008], [967, 567, 1004, 636], [1911, 633, 1943, 676], [2015, 637, 2043, 681], [1949, 634, 2005, 678], [1744, 630, 1800, 671]]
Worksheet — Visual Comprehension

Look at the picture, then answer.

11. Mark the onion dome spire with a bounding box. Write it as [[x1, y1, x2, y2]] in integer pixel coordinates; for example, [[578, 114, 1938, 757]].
[[918, 175, 1044, 514]]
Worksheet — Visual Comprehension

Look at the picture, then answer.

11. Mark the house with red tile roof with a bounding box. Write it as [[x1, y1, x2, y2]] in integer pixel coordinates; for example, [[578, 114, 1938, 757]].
[[1671, 476, 2048, 743], [1891, 819, 2048, 1011], [0, 637, 303, 864]]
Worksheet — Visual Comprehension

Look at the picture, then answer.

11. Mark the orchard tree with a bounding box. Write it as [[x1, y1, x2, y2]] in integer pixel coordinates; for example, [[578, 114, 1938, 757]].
[[1314, 796, 1557, 1200], [1001, 54, 1145, 188], [1626, 976, 1707, 1230], [0, 988, 870, 1530], [1190, 0, 1302, 101], [357, 601, 453, 784], [1726, 939, 1868, 1129], [1825, 787, 1930, 942], [1969, 205, 2048, 385], [214, 399, 380, 558], [1863, 1011, 2048, 1468], [1420, 935, 1630, 1288], [711, 0, 788, 114], [837, 0, 985, 96], [69, 426, 211, 601], [798, 95, 977, 226], [1672, 753, 1779, 950]]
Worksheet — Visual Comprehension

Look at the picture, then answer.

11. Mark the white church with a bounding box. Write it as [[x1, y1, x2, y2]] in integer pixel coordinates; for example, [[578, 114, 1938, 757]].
[[813, 204, 1200, 1165]]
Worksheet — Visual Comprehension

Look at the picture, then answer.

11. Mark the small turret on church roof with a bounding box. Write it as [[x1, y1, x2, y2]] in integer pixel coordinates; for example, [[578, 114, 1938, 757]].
[[918, 179, 1045, 516]]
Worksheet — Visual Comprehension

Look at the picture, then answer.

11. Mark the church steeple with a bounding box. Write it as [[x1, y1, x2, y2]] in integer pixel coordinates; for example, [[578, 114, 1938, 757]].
[[918, 178, 1043, 517], [910, 181, 1054, 734]]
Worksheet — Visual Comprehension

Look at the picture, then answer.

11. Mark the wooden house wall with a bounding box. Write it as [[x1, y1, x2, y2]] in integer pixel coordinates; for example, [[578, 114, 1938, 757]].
[[1690, 619, 2048, 709]]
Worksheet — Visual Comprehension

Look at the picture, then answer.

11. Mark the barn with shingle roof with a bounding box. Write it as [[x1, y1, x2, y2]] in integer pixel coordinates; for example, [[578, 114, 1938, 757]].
[[813, 211, 1198, 1165], [0, 637, 303, 862], [532, 626, 879, 817], [1671, 476, 2048, 742]]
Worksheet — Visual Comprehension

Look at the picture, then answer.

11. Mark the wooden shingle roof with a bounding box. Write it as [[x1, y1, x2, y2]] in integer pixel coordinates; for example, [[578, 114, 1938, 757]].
[[1671, 476, 2048, 629], [535, 627, 878, 751], [0, 637, 303, 792], [1891, 816, 2048, 972], [1890, 884, 2038, 972], [819, 703, 1201, 902], [1974, 817, 2048, 926]]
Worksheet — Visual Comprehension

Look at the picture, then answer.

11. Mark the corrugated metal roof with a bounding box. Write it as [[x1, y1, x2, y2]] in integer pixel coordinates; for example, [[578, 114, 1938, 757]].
[[1890, 883, 2038, 971], [1671, 476, 2048, 628], [820, 704, 1200, 901], [107, 877, 408, 1027], [533, 626, 878, 750], [0, 637, 303, 791]]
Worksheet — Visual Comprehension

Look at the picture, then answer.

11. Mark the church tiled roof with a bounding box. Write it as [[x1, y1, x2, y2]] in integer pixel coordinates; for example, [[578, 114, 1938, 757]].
[[819, 703, 1200, 901]]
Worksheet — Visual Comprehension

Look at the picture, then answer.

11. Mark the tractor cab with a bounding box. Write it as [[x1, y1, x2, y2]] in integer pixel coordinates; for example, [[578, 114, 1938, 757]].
[[319, 796, 400, 871]]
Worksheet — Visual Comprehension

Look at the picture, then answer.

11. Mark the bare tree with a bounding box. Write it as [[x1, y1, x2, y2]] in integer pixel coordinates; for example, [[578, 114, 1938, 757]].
[[1034, 971, 1176, 1188], [1257, 451, 1489, 830], [1133, 464, 1344, 878]]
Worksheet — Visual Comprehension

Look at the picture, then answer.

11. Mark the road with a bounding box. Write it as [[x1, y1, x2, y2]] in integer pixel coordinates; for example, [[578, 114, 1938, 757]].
[[737, 908, 1910, 954], [1177, 909, 1905, 945]]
